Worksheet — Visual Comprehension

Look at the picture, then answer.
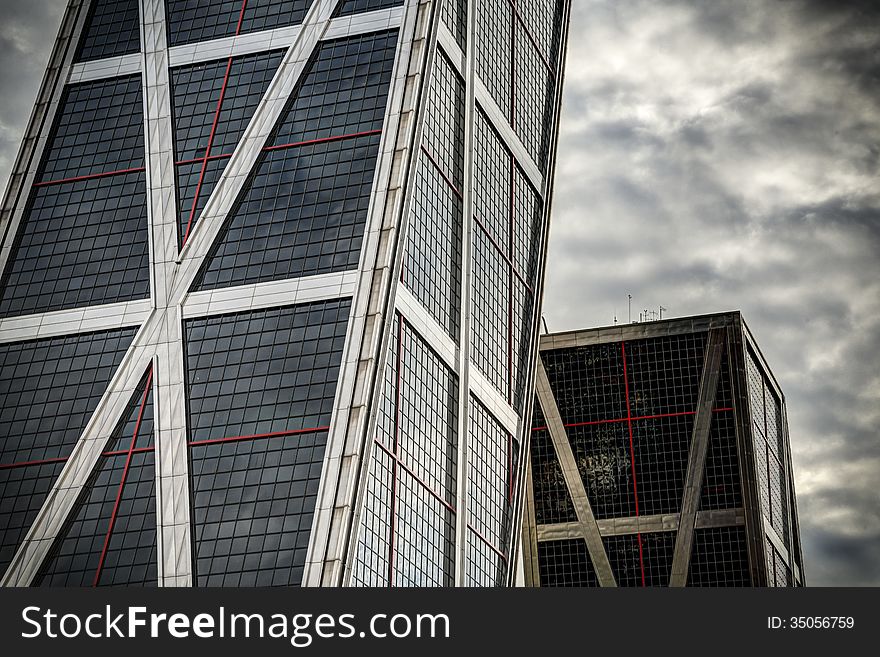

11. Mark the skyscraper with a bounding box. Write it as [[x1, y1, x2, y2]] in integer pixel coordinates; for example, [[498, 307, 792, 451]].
[[0, 0, 571, 587], [523, 312, 804, 586]]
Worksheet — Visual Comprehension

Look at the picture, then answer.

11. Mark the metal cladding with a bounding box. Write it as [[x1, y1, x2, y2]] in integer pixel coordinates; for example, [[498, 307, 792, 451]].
[[0, 0, 572, 587], [523, 312, 805, 586]]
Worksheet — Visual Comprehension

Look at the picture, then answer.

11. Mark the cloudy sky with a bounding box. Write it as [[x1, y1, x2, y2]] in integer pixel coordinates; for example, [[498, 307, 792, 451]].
[[547, 0, 880, 586], [1, 1, 878, 586]]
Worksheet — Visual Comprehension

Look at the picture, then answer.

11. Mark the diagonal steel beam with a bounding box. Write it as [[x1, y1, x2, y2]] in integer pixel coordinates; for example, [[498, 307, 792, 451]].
[[2, 0, 357, 587], [535, 359, 616, 586], [669, 326, 726, 586]]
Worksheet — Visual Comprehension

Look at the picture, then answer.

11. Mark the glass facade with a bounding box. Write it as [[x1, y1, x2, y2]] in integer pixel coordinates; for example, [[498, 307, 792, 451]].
[[349, 0, 570, 587], [1, 0, 571, 588], [524, 314, 803, 586]]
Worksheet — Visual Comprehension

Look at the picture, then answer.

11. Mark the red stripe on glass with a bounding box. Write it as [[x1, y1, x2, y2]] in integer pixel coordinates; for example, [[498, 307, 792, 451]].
[[93, 367, 153, 587], [33, 166, 146, 188], [188, 425, 330, 448], [262, 129, 383, 153], [182, 55, 235, 245]]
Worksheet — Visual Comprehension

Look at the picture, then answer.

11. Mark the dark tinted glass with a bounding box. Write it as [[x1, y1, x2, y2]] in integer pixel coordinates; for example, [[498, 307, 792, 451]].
[[185, 299, 350, 586], [0, 173, 149, 317], [687, 526, 751, 586], [39, 75, 144, 183], [0, 327, 136, 574], [537, 538, 599, 586], [76, 0, 141, 63], [171, 50, 284, 244], [192, 30, 398, 291], [603, 530, 676, 587], [35, 370, 157, 587], [333, 0, 403, 17], [165, 0, 311, 47]]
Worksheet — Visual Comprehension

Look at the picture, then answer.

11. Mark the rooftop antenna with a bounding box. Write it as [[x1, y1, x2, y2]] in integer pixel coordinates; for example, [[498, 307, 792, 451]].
[[627, 294, 632, 323], [541, 314, 550, 335], [659, 305, 667, 320], [613, 311, 618, 325]]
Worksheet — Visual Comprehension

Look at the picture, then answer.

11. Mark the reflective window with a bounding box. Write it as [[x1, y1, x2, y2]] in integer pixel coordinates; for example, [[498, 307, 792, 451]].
[[350, 314, 458, 587], [747, 350, 790, 548], [474, 0, 566, 171], [0, 327, 137, 574], [171, 50, 284, 244], [466, 397, 518, 586], [471, 109, 542, 410], [76, 0, 140, 62], [0, 173, 149, 317], [35, 369, 157, 587], [185, 299, 350, 586], [192, 30, 398, 291], [165, 0, 311, 47], [530, 426, 577, 525], [334, 0, 403, 17], [403, 51, 465, 340], [39, 75, 144, 183]]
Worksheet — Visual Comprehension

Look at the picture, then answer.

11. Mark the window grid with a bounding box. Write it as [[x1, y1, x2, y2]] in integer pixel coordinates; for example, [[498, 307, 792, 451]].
[[603, 531, 676, 587], [532, 335, 750, 584], [185, 299, 350, 587], [471, 110, 542, 411], [192, 31, 399, 291], [171, 50, 284, 245], [687, 526, 751, 586], [474, 0, 565, 171], [333, 0, 404, 18], [467, 397, 517, 563], [76, 0, 141, 63], [38, 75, 144, 184], [0, 327, 136, 574], [351, 314, 459, 587], [530, 427, 577, 525], [537, 538, 598, 587], [165, 0, 311, 47], [36, 369, 157, 587], [465, 529, 507, 587], [441, 0, 468, 51], [0, 173, 150, 318], [402, 49, 465, 340], [350, 447, 393, 586]]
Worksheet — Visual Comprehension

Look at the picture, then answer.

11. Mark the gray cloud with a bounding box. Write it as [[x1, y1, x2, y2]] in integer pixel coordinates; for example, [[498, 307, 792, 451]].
[[0, 0, 64, 194], [547, 0, 880, 584]]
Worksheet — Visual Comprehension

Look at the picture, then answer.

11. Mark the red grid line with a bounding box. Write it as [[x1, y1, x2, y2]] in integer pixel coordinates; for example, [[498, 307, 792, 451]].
[[182, 55, 235, 245], [467, 523, 508, 562], [530, 407, 735, 432], [621, 341, 646, 587], [188, 425, 330, 448], [93, 367, 152, 587], [507, 0, 553, 71], [32, 166, 146, 188], [420, 144, 462, 199], [373, 439, 456, 514], [235, 0, 249, 34], [472, 213, 532, 292], [263, 129, 383, 153], [175, 152, 232, 167]]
